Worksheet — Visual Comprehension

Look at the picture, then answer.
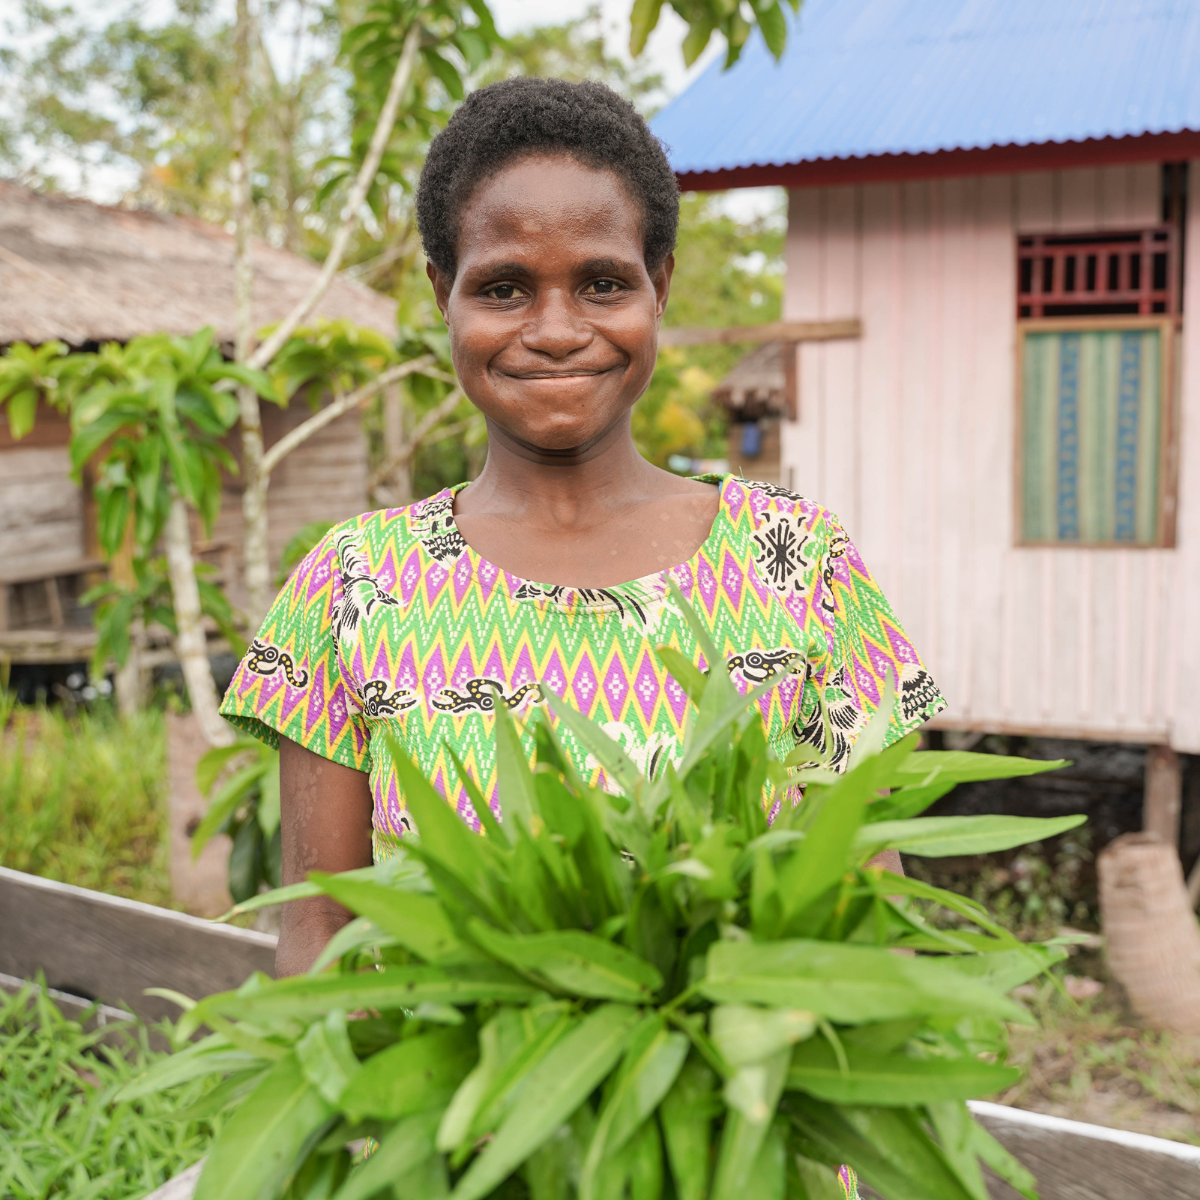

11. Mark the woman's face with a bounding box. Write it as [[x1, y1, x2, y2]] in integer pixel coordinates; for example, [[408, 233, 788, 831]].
[[428, 154, 672, 454]]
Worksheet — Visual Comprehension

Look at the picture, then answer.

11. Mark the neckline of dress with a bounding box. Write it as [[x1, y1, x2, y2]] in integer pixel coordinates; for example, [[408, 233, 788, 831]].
[[438, 473, 731, 612]]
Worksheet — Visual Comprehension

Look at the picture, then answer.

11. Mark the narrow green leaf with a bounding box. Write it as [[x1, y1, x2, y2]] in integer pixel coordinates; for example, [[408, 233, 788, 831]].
[[191, 761, 267, 857], [492, 698, 537, 830], [542, 687, 644, 801], [330, 1110, 441, 1200], [438, 1011, 507, 1153], [654, 645, 705, 706], [451, 1003, 642, 1200], [886, 751, 1069, 787], [701, 940, 1027, 1024], [629, 0, 664, 55], [190, 963, 538, 1027], [115, 1035, 259, 1101], [660, 1057, 718, 1200], [193, 1052, 335, 1200], [297, 1010, 362, 1105], [786, 1097, 979, 1200], [854, 814, 1086, 859], [710, 1005, 816, 1069], [341, 1024, 475, 1120], [711, 1049, 790, 1200], [965, 1118, 1039, 1200], [787, 1041, 1019, 1106], [6, 387, 37, 439], [316, 873, 469, 962], [468, 921, 663, 1003]]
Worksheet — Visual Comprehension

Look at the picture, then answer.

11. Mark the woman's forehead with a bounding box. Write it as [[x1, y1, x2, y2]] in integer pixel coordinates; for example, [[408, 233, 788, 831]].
[[457, 156, 644, 265]]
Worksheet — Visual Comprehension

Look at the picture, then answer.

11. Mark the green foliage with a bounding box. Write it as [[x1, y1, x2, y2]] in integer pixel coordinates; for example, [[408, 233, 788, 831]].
[[0, 695, 172, 907], [136, 600, 1077, 1200], [269, 319, 398, 406], [630, 0, 804, 68], [0, 982, 219, 1200], [194, 736, 282, 904]]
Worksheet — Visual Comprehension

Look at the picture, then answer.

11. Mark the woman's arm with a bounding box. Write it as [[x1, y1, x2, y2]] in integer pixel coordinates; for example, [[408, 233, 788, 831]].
[[276, 735, 374, 977], [868, 849, 904, 876]]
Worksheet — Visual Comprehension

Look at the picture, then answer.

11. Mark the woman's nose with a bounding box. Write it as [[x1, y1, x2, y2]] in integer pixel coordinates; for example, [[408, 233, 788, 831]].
[[519, 291, 594, 358]]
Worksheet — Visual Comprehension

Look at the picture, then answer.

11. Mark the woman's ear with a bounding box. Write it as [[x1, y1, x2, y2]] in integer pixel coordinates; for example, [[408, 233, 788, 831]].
[[652, 253, 674, 322], [426, 261, 451, 324]]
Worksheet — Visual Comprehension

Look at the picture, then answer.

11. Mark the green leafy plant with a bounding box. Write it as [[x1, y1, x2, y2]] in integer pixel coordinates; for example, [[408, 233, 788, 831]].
[[193, 736, 283, 904], [127, 600, 1080, 1200], [0, 982, 219, 1200]]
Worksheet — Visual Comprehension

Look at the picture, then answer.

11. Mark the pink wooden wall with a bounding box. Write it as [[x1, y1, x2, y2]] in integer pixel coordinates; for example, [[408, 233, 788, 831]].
[[781, 163, 1200, 751]]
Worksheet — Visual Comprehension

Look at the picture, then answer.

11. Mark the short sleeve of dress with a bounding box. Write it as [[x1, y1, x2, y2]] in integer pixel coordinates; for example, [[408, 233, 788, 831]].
[[805, 509, 947, 764], [219, 527, 371, 771]]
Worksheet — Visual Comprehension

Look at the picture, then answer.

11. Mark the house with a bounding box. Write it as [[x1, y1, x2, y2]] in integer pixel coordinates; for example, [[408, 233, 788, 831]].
[[653, 0, 1200, 841], [0, 180, 397, 664]]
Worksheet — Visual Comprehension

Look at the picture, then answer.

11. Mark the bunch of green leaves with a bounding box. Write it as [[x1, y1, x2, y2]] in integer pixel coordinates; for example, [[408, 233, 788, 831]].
[[0, 981, 219, 1200], [124, 600, 1082, 1200], [193, 735, 283, 904], [630, 0, 804, 67], [0, 339, 93, 438], [82, 554, 245, 680], [270, 319, 400, 406], [65, 327, 276, 556]]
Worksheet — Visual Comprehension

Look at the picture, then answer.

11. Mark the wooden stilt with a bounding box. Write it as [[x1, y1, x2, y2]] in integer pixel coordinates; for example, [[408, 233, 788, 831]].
[[1143, 745, 1182, 847]]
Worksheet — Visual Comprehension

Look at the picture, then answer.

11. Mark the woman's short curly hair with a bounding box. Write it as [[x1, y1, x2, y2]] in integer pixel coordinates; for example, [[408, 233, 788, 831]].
[[416, 77, 679, 277]]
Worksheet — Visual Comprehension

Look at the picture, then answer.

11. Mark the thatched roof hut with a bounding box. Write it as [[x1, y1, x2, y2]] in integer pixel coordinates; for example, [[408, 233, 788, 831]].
[[710, 340, 794, 422], [0, 180, 396, 347], [0, 182, 398, 659]]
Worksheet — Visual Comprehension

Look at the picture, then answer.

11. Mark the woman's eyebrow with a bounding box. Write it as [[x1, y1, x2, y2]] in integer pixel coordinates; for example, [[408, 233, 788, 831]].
[[470, 260, 532, 280], [579, 257, 639, 275]]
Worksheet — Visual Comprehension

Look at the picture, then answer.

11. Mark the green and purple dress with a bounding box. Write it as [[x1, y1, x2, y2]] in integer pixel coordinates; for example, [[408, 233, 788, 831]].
[[221, 474, 946, 1200], [222, 474, 944, 857]]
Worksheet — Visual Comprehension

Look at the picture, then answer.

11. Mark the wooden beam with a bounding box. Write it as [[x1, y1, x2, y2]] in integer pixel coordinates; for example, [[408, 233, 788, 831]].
[[659, 318, 861, 347], [1144, 744, 1183, 847]]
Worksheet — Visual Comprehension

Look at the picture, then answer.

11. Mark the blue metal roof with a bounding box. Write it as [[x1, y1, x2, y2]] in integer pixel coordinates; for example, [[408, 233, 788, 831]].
[[651, 0, 1200, 176]]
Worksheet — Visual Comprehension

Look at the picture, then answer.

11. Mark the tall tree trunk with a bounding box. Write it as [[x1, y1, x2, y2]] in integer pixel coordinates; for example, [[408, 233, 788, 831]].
[[232, 0, 271, 625], [165, 497, 234, 748], [379, 382, 412, 506]]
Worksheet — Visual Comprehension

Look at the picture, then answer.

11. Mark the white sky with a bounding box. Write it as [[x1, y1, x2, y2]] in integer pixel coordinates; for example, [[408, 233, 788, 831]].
[[2, 0, 782, 221]]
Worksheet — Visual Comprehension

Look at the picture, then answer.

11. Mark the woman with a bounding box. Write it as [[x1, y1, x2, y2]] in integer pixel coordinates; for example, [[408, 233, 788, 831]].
[[221, 76, 945, 978]]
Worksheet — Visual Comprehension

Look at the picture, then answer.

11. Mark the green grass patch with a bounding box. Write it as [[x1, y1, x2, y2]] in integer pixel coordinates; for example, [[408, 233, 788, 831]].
[[0, 982, 218, 1199], [0, 699, 171, 907]]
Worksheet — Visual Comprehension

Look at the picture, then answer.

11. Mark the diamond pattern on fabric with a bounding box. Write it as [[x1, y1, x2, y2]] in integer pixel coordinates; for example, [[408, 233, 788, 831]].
[[221, 475, 946, 857]]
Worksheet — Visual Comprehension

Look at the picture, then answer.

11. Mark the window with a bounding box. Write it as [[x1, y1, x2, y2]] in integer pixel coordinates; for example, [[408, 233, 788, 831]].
[[1016, 224, 1179, 548]]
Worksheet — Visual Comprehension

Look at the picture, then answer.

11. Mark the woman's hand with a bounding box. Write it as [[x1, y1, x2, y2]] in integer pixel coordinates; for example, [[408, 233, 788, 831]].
[[276, 736, 374, 977]]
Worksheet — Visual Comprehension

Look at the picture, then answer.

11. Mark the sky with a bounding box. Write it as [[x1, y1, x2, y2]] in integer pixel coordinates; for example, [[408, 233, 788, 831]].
[[1, 0, 781, 220]]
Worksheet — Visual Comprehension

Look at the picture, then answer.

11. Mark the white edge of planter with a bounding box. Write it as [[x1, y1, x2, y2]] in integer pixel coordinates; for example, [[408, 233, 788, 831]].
[[142, 1104, 1200, 1200], [0, 969, 137, 1025], [968, 1100, 1200, 1165], [0, 865, 278, 949]]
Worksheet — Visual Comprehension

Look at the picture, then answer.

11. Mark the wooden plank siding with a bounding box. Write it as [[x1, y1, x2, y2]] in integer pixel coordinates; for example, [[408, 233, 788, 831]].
[[780, 163, 1200, 750]]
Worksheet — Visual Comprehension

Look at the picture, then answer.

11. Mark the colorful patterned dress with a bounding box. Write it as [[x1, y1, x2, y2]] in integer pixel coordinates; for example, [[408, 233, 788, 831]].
[[221, 475, 944, 1200], [222, 474, 944, 858]]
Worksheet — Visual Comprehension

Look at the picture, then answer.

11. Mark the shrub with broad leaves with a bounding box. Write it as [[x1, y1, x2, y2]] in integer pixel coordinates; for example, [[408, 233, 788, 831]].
[[121, 603, 1080, 1200]]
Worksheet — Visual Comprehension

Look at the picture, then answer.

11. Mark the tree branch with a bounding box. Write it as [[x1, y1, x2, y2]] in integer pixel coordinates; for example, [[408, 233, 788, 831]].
[[248, 20, 422, 371], [366, 385, 465, 490], [260, 355, 435, 476]]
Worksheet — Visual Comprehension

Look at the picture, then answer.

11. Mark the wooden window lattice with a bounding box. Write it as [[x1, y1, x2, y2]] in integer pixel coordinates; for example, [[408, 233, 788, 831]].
[[1017, 227, 1178, 319]]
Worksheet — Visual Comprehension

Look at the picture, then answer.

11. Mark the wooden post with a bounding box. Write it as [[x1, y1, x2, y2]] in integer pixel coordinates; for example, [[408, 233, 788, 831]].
[[1143, 745, 1182, 846]]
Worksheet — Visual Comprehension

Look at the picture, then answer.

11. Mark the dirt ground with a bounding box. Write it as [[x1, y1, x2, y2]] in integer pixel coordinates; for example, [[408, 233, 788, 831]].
[[999, 968, 1200, 1146]]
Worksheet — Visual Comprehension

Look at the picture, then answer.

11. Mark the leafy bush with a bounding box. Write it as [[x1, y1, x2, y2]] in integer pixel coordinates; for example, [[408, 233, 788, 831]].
[[0, 695, 171, 906], [126, 610, 1080, 1200], [0, 983, 217, 1199]]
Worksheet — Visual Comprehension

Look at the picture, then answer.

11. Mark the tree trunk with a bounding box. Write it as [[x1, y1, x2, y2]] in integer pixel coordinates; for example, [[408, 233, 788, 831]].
[[1098, 832, 1200, 1035], [378, 382, 413, 506], [232, 0, 271, 624], [165, 497, 234, 749]]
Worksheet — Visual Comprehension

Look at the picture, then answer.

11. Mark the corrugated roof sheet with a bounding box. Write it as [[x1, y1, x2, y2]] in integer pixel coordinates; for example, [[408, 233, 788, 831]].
[[651, 0, 1200, 176]]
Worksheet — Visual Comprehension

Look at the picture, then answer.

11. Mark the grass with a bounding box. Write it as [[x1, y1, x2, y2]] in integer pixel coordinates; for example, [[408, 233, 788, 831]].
[[0, 982, 217, 1200], [1000, 970, 1200, 1145], [0, 697, 172, 907]]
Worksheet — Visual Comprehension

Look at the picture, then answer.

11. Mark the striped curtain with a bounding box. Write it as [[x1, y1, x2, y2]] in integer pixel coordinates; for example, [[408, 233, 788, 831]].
[[1021, 328, 1162, 545]]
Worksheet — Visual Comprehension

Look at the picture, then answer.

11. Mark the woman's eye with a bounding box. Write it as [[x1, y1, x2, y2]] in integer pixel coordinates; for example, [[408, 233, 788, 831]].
[[485, 283, 522, 301]]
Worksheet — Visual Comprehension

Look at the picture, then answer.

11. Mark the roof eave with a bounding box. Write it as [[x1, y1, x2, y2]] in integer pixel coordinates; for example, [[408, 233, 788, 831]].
[[675, 130, 1200, 192]]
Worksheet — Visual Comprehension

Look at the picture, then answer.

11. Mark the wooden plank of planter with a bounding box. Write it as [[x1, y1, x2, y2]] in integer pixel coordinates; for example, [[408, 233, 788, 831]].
[[658, 318, 862, 346], [968, 1101, 1200, 1199], [0, 866, 276, 1025]]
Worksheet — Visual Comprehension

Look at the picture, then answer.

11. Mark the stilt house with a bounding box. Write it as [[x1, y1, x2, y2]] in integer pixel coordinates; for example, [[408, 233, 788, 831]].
[[0, 181, 397, 664], [653, 0, 1200, 836]]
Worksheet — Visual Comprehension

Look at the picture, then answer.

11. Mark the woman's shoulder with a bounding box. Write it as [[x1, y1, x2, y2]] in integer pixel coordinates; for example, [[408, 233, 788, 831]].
[[722, 475, 846, 542], [316, 487, 465, 557]]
